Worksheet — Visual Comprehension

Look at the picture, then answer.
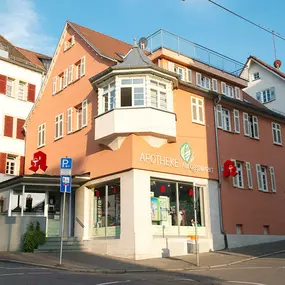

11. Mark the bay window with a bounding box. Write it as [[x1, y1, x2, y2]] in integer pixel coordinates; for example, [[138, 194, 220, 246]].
[[102, 82, 115, 112], [150, 80, 167, 110]]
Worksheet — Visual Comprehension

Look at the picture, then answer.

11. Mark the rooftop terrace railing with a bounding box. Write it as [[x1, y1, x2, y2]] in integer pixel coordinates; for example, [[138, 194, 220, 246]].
[[146, 29, 246, 78]]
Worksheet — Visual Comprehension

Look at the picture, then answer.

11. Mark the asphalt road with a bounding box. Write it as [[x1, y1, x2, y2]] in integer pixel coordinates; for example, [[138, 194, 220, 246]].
[[1, 255, 285, 285]]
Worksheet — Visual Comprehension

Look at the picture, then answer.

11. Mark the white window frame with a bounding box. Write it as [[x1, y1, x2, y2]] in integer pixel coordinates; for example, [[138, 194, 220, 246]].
[[235, 161, 244, 188], [68, 65, 73, 84], [256, 164, 268, 192], [67, 108, 73, 134], [120, 78, 145, 108], [150, 79, 167, 110], [168, 61, 175, 72], [55, 113, 64, 140], [174, 66, 185, 81], [221, 82, 234, 98], [52, 77, 57, 95], [222, 108, 231, 132], [76, 62, 81, 80], [245, 162, 253, 189], [253, 72, 260, 81], [233, 109, 240, 133], [63, 69, 68, 88], [186, 68, 192, 83], [212, 79, 218, 92], [216, 105, 223, 129], [243, 113, 259, 139], [80, 56, 86, 77], [82, 99, 88, 127], [77, 107, 82, 130], [6, 77, 15, 98], [272, 122, 282, 145], [18, 81, 27, 101], [196, 73, 210, 90], [5, 154, 17, 175], [59, 76, 63, 91], [270, 166, 276, 192], [101, 82, 115, 113], [256, 87, 276, 103], [191, 96, 205, 125], [38, 123, 46, 147], [235, 87, 241, 100]]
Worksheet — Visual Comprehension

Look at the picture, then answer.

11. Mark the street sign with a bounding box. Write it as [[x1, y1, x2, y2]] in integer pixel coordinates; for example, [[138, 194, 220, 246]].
[[60, 175, 71, 193], [60, 158, 72, 176], [59, 157, 73, 266]]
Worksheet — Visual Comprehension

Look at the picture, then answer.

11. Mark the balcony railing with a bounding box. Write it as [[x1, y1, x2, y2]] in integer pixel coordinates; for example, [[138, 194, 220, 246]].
[[146, 29, 245, 78]]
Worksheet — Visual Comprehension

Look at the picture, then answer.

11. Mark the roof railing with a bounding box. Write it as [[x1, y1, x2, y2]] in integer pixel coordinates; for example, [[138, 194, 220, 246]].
[[146, 29, 246, 78]]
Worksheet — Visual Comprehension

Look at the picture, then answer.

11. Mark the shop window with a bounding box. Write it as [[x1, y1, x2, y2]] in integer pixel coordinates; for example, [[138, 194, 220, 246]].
[[93, 179, 120, 237], [150, 179, 205, 236], [24, 192, 45, 215]]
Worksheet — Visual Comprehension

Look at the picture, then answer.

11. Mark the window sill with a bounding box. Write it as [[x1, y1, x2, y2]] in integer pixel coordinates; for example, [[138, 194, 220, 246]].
[[192, 120, 205, 126], [258, 190, 271, 194], [71, 125, 87, 134], [273, 142, 283, 147], [245, 135, 260, 141], [37, 145, 45, 149], [54, 136, 63, 142]]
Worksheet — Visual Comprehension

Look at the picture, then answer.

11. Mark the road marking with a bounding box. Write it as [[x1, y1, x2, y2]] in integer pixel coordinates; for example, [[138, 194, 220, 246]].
[[175, 278, 198, 282], [96, 281, 131, 285], [211, 266, 272, 271], [0, 267, 49, 270], [0, 273, 25, 277], [27, 272, 52, 275], [228, 281, 266, 285]]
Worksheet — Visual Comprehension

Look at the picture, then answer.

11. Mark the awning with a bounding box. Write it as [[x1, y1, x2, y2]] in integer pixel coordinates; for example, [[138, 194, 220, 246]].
[[0, 173, 90, 192]]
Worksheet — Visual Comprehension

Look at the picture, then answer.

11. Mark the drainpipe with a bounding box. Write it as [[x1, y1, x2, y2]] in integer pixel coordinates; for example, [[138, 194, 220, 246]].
[[213, 95, 228, 249]]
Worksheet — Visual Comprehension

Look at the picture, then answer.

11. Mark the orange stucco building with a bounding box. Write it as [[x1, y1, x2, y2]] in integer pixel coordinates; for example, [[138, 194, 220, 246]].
[[1, 22, 285, 259]]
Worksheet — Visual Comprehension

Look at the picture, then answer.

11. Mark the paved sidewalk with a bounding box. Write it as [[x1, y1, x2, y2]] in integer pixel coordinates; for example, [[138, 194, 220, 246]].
[[1, 240, 285, 273]]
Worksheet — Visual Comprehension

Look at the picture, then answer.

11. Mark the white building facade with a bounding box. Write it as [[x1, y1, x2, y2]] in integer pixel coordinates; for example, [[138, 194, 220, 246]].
[[241, 56, 285, 116]]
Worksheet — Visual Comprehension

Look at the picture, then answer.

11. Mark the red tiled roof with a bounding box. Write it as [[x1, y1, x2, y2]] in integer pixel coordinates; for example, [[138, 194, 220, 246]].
[[248, 56, 285, 80], [16, 47, 51, 71], [69, 21, 132, 61]]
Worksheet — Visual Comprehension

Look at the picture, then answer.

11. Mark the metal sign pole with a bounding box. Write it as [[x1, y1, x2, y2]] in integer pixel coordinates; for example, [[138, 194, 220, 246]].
[[59, 187, 66, 265], [193, 184, 200, 267]]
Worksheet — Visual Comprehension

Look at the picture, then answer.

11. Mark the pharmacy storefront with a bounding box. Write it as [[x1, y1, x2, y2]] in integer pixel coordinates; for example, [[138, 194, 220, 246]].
[[78, 141, 223, 260]]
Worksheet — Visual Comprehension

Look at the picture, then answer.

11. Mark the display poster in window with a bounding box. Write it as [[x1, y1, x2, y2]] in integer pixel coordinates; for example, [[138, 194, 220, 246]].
[[97, 197, 102, 227], [151, 197, 160, 221], [93, 197, 98, 227], [159, 196, 168, 222], [115, 195, 120, 225]]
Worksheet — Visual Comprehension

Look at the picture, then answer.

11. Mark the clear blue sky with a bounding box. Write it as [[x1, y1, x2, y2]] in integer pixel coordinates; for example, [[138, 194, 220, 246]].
[[1, 0, 285, 70]]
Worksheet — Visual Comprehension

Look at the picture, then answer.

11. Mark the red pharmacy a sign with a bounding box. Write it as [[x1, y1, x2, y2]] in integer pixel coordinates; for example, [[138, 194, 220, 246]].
[[29, 151, 48, 173]]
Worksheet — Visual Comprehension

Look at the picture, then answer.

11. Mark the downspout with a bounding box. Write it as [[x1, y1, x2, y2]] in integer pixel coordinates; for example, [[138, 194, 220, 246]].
[[213, 94, 228, 249]]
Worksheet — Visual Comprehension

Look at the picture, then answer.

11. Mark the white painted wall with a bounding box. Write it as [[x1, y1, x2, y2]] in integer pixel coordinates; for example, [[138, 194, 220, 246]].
[[243, 61, 285, 115], [95, 107, 176, 142], [82, 169, 220, 260], [0, 59, 44, 179]]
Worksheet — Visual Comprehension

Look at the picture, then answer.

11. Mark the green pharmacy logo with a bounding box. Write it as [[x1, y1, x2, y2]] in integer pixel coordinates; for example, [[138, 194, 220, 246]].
[[180, 142, 195, 163]]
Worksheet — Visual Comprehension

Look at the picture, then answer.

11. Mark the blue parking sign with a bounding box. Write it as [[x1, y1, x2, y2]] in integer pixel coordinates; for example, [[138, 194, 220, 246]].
[[60, 175, 71, 193], [60, 158, 72, 170]]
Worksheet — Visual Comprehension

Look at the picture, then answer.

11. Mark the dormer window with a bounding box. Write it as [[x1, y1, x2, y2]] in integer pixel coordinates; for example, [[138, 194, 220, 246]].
[[174, 66, 185, 81], [120, 78, 144, 107]]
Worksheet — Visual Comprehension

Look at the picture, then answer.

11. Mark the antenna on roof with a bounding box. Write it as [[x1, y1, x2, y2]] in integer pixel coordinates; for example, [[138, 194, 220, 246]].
[[138, 37, 148, 50]]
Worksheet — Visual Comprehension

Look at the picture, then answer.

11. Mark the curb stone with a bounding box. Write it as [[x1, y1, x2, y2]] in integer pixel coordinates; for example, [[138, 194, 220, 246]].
[[1, 249, 285, 274]]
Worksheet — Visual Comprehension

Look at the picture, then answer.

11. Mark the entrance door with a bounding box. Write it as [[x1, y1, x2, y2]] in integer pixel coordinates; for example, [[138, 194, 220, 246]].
[[47, 192, 61, 237]]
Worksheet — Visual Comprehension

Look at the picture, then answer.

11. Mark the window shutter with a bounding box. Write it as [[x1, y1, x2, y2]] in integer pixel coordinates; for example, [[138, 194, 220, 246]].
[[71, 35, 75, 46], [4, 116, 13, 137], [253, 116, 259, 138], [212, 79, 218, 92], [27, 83, 36, 103], [168, 61, 174, 72], [19, 156, 25, 175], [16, 119, 25, 140], [256, 92, 262, 102], [216, 105, 223, 129], [270, 167, 276, 192], [221, 82, 226, 95], [80, 56, 86, 77], [52, 77, 57, 95], [270, 87, 276, 100], [245, 162, 253, 189], [196, 73, 202, 87], [235, 87, 241, 99], [69, 65, 73, 83], [0, 74, 7, 94], [0, 153, 6, 173], [67, 108, 73, 134], [243, 113, 249, 136], [82, 100, 88, 127], [186, 69, 192, 83], [63, 41, 68, 51], [232, 160, 238, 187], [233, 110, 240, 133], [256, 164, 262, 190]]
